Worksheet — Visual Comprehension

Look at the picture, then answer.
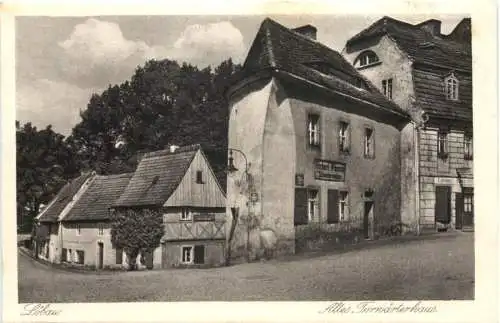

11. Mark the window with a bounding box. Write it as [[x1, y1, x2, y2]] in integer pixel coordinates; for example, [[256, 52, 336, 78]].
[[438, 131, 449, 159], [307, 114, 320, 148], [98, 224, 104, 236], [76, 250, 85, 264], [464, 194, 473, 213], [76, 224, 81, 236], [62, 248, 67, 262], [464, 133, 473, 160], [180, 208, 192, 221], [68, 249, 72, 262], [307, 189, 319, 222], [382, 78, 393, 99], [354, 50, 380, 68], [196, 170, 203, 184], [445, 73, 459, 100], [339, 121, 350, 153], [181, 246, 194, 264], [364, 128, 375, 158], [338, 191, 349, 221]]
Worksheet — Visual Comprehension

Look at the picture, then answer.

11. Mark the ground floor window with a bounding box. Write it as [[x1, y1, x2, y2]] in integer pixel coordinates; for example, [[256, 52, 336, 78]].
[[307, 189, 319, 222], [464, 194, 473, 213], [338, 191, 349, 221], [76, 250, 85, 264], [62, 248, 67, 262], [181, 246, 193, 264]]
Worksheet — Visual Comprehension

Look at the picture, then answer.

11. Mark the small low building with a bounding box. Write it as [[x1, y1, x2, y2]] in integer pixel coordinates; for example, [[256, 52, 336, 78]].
[[34, 171, 95, 263], [59, 173, 134, 269], [114, 144, 227, 268]]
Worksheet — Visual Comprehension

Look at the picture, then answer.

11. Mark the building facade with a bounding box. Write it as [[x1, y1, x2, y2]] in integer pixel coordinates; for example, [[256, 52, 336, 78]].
[[342, 16, 473, 232], [225, 18, 410, 260], [114, 144, 227, 268]]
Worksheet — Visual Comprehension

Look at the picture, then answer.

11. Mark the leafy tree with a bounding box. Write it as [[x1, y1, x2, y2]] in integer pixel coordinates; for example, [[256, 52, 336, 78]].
[[110, 208, 164, 270], [16, 121, 79, 233]]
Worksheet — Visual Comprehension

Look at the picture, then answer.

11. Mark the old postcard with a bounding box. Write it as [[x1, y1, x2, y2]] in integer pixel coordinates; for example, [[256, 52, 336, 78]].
[[1, 0, 498, 322]]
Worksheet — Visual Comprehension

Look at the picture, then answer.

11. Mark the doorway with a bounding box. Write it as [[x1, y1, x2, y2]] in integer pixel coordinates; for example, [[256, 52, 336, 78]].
[[435, 185, 451, 230], [363, 201, 374, 240], [97, 242, 104, 269]]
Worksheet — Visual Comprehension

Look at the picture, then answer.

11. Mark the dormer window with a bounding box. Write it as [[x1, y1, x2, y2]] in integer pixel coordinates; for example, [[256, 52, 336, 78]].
[[354, 50, 380, 69], [445, 73, 459, 101]]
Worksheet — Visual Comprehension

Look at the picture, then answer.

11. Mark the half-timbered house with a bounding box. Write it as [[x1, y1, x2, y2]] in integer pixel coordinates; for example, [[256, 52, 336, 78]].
[[342, 17, 473, 232], [114, 144, 227, 268]]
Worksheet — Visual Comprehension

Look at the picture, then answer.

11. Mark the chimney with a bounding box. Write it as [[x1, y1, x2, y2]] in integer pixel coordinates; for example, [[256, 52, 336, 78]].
[[292, 24, 317, 40], [169, 145, 180, 153], [417, 19, 442, 36]]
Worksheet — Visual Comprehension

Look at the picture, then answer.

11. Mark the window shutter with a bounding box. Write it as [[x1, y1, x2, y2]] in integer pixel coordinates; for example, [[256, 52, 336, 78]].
[[327, 189, 339, 224], [194, 245, 205, 264], [294, 188, 308, 225]]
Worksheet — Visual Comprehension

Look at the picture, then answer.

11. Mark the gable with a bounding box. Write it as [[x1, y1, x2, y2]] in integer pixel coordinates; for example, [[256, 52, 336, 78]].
[[164, 150, 226, 208]]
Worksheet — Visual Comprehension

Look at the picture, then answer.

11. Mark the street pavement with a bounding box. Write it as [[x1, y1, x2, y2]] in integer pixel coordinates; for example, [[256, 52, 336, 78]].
[[18, 232, 474, 302]]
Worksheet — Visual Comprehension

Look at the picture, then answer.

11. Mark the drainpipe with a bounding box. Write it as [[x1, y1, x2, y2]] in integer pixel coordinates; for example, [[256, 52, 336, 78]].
[[415, 122, 421, 236]]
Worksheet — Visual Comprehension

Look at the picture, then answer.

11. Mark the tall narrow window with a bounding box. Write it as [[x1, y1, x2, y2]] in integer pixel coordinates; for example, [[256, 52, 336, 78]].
[[338, 191, 349, 221], [196, 170, 203, 184], [98, 223, 104, 236], [464, 133, 473, 160], [364, 128, 375, 158], [464, 194, 473, 213], [438, 131, 449, 159], [339, 121, 350, 153], [308, 114, 320, 148], [76, 224, 81, 236], [307, 189, 319, 222], [181, 246, 194, 264], [445, 73, 459, 101], [382, 78, 393, 99]]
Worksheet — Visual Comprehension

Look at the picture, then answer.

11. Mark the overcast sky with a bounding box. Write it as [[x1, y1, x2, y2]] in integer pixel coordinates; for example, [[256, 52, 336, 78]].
[[16, 14, 465, 135]]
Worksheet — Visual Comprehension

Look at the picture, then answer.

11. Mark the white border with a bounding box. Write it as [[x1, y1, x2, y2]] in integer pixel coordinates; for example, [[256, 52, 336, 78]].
[[2, 0, 499, 322]]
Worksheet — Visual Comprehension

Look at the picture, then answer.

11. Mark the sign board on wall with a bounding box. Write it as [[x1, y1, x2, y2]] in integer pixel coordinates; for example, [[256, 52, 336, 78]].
[[295, 174, 304, 186], [314, 159, 346, 182]]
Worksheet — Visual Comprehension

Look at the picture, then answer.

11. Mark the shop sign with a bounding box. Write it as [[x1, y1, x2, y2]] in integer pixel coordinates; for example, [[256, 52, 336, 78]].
[[314, 159, 346, 182]]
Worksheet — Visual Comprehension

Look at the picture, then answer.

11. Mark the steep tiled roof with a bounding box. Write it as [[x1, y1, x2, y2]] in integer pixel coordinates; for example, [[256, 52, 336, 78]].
[[345, 16, 472, 71], [114, 145, 199, 207], [230, 18, 408, 118], [63, 173, 133, 222], [37, 172, 94, 223], [345, 16, 472, 122]]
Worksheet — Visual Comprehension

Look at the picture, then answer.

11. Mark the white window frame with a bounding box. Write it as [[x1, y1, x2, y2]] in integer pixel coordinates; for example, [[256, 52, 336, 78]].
[[76, 224, 81, 236], [445, 73, 459, 101], [438, 131, 449, 158], [180, 208, 193, 221], [464, 134, 473, 160], [382, 78, 393, 99], [364, 128, 375, 158], [338, 191, 349, 221], [98, 223, 104, 236], [308, 114, 320, 147], [464, 194, 473, 213], [355, 51, 380, 68], [307, 189, 319, 222], [339, 121, 350, 153], [180, 245, 194, 264]]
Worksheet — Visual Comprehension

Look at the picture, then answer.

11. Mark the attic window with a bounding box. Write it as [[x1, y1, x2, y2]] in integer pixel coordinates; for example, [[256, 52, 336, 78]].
[[151, 176, 160, 185], [354, 50, 380, 69], [444, 73, 459, 101]]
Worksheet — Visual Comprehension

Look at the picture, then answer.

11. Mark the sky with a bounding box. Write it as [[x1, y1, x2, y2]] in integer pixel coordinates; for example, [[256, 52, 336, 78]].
[[16, 14, 466, 136]]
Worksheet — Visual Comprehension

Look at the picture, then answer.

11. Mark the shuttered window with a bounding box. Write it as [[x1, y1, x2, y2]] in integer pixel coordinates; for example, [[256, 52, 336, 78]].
[[327, 189, 339, 224], [194, 245, 205, 264], [294, 188, 308, 225]]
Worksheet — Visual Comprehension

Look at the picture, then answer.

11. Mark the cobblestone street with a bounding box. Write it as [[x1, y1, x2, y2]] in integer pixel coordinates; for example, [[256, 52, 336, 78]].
[[18, 233, 474, 302]]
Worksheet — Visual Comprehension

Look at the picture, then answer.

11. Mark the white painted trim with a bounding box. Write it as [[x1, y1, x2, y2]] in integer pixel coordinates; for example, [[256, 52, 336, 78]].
[[180, 245, 194, 264]]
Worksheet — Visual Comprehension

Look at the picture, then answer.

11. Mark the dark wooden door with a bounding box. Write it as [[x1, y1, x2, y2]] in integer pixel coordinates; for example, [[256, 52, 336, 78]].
[[455, 193, 463, 230], [327, 190, 339, 224], [435, 186, 451, 224], [194, 245, 205, 264], [97, 242, 104, 269], [363, 202, 373, 239]]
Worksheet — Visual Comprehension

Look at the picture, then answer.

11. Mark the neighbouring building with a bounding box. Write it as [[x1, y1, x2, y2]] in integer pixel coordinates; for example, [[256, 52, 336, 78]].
[[59, 173, 134, 269], [33, 172, 133, 268], [114, 144, 227, 268], [342, 16, 473, 232], [34, 171, 94, 263], [225, 18, 411, 260]]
